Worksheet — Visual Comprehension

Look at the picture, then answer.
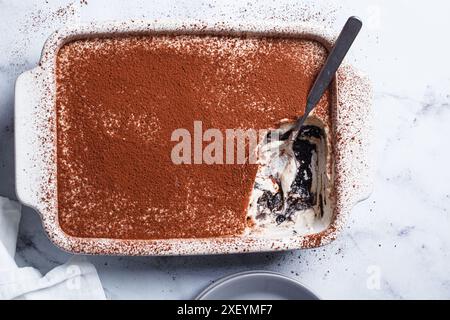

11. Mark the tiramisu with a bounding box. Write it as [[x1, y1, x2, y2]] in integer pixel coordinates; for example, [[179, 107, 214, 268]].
[[55, 34, 333, 240]]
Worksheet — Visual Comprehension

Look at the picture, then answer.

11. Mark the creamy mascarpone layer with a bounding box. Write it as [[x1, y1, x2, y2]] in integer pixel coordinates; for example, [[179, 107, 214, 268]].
[[246, 115, 333, 238]]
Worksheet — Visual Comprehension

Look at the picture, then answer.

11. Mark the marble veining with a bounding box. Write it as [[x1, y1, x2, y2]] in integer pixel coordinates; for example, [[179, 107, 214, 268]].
[[1, 0, 449, 299]]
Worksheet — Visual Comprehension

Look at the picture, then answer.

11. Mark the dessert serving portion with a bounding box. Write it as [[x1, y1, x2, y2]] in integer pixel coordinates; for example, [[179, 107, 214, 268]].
[[55, 34, 333, 240]]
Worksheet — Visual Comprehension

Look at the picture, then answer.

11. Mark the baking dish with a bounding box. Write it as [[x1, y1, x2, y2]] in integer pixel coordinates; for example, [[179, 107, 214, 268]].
[[15, 20, 372, 255]]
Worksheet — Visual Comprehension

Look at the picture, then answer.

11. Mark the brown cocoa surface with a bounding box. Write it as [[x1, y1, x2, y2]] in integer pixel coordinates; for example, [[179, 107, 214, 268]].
[[55, 34, 330, 239]]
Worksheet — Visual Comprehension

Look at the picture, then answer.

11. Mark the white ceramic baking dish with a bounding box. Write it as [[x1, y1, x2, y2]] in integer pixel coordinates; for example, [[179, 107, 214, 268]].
[[15, 20, 372, 255]]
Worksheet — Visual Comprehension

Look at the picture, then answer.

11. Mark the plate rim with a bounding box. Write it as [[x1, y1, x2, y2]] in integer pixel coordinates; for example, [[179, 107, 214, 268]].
[[195, 270, 321, 300]]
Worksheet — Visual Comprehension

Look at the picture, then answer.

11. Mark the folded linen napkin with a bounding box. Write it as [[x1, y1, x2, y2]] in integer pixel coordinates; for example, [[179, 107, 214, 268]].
[[0, 196, 106, 300]]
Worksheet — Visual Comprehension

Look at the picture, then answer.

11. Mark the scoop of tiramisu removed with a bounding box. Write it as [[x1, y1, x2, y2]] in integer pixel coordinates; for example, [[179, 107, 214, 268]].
[[55, 34, 332, 240]]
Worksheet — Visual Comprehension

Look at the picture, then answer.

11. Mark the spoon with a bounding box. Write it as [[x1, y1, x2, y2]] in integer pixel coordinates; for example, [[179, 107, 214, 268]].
[[289, 16, 363, 142], [275, 17, 362, 221]]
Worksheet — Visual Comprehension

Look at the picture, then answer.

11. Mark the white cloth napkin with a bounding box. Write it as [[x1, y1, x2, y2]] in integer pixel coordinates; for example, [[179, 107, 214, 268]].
[[0, 196, 106, 300]]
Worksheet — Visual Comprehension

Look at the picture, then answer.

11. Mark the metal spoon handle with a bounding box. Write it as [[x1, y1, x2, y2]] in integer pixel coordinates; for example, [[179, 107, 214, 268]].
[[291, 16, 362, 138], [306, 16, 362, 112]]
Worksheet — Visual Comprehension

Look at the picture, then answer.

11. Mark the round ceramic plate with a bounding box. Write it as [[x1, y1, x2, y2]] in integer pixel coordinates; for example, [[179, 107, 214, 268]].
[[196, 271, 320, 300]]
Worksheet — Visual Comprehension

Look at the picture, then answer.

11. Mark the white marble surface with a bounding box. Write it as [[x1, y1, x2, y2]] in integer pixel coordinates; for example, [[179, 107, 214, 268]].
[[1, 0, 449, 299]]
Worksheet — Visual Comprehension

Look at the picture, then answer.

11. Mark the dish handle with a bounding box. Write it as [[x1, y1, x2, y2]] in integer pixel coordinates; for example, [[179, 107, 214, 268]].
[[14, 67, 50, 211], [353, 72, 374, 205], [337, 65, 374, 207]]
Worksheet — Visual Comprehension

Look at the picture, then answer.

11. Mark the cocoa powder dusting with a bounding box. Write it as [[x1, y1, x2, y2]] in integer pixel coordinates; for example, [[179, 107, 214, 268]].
[[55, 34, 330, 240]]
